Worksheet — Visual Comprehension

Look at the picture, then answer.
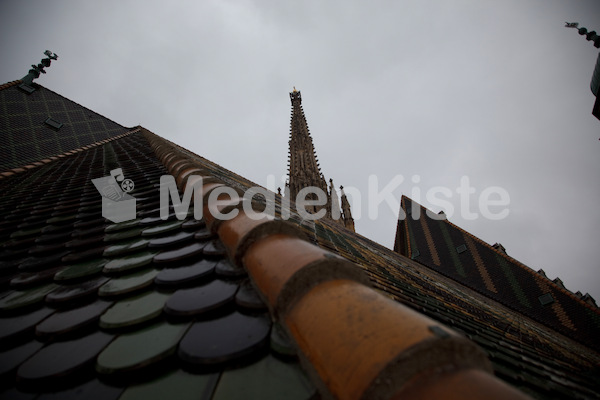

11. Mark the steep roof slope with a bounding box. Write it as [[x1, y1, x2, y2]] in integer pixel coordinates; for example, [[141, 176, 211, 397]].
[[394, 196, 600, 354], [0, 128, 317, 399], [0, 81, 128, 171], [0, 82, 598, 399]]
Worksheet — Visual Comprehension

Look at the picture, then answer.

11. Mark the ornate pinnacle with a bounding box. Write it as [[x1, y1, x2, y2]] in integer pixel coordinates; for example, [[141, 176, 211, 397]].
[[565, 22, 600, 48], [21, 50, 59, 85]]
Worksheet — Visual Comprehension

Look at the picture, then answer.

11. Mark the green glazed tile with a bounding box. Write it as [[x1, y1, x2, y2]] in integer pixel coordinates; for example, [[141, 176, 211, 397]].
[[96, 321, 190, 374], [99, 291, 169, 329], [10, 226, 44, 239], [105, 219, 140, 233], [54, 258, 107, 281], [78, 204, 102, 212], [270, 323, 297, 358], [104, 227, 145, 243], [103, 251, 158, 274], [141, 220, 183, 237], [46, 214, 77, 224], [212, 354, 316, 400], [0, 340, 44, 376], [103, 238, 149, 257], [0, 283, 59, 311], [98, 269, 159, 297], [119, 369, 218, 400]]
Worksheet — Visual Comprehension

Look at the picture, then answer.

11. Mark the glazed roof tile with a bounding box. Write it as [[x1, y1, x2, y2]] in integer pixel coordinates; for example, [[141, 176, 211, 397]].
[[395, 196, 600, 352], [0, 81, 129, 171], [0, 111, 316, 397], [0, 82, 597, 399]]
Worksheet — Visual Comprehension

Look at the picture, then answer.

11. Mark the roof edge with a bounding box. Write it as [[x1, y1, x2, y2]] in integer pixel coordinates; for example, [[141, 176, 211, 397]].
[[0, 127, 141, 179], [0, 80, 23, 91], [143, 133, 530, 400], [399, 195, 600, 315]]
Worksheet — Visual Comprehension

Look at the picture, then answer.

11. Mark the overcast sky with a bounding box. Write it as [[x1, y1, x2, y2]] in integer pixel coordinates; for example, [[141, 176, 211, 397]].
[[2, 0, 599, 300]]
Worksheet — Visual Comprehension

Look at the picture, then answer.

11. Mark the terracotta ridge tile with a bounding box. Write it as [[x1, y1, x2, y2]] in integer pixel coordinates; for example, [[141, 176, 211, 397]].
[[242, 233, 372, 317], [284, 279, 493, 400], [143, 129, 264, 189], [140, 136, 512, 399], [390, 368, 533, 400], [215, 209, 511, 398], [0, 79, 23, 91], [400, 196, 600, 314], [217, 212, 308, 268]]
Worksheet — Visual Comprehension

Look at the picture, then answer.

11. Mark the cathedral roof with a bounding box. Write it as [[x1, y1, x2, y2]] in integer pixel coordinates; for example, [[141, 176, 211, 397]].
[[394, 196, 600, 353], [0, 80, 598, 399], [0, 81, 128, 172]]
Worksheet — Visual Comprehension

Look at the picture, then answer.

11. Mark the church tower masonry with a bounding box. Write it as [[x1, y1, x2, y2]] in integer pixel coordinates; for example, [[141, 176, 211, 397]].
[[285, 88, 354, 232]]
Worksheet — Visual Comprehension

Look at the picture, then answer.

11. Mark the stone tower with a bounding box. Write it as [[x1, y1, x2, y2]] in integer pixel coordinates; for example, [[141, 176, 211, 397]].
[[285, 88, 354, 231]]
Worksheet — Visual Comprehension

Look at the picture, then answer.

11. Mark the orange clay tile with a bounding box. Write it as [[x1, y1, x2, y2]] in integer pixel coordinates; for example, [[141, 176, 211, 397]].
[[243, 235, 371, 315], [176, 167, 204, 188], [171, 160, 195, 177], [183, 175, 223, 195], [389, 368, 532, 400], [165, 155, 185, 171], [161, 152, 178, 166], [202, 195, 243, 231], [217, 213, 305, 267], [285, 279, 492, 400], [0, 80, 22, 90]]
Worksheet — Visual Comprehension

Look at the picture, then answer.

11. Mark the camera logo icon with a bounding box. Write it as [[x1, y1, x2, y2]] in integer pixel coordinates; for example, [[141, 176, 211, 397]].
[[91, 168, 137, 223]]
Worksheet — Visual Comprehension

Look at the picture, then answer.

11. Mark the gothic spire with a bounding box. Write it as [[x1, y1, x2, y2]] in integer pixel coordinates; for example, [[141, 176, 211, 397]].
[[286, 88, 354, 231], [340, 185, 355, 231], [329, 178, 341, 222], [287, 88, 329, 209]]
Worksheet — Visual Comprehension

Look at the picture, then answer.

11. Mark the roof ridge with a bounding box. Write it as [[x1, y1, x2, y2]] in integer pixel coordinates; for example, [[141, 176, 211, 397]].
[[0, 128, 141, 179], [0, 80, 22, 91], [400, 195, 600, 315], [141, 134, 531, 400]]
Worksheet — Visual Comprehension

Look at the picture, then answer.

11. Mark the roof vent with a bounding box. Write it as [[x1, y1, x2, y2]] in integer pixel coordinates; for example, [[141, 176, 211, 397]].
[[492, 242, 506, 254], [44, 117, 63, 130], [582, 293, 598, 307], [18, 83, 36, 94], [537, 269, 548, 278], [456, 244, 467, 254], [552, 277, 565, 289], [538, 293, 554, 306]]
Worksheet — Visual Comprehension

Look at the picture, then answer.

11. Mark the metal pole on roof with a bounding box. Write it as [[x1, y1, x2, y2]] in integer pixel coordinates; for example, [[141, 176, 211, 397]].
[[21, 50, 59, 85], [565, 23, 600, 123]]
